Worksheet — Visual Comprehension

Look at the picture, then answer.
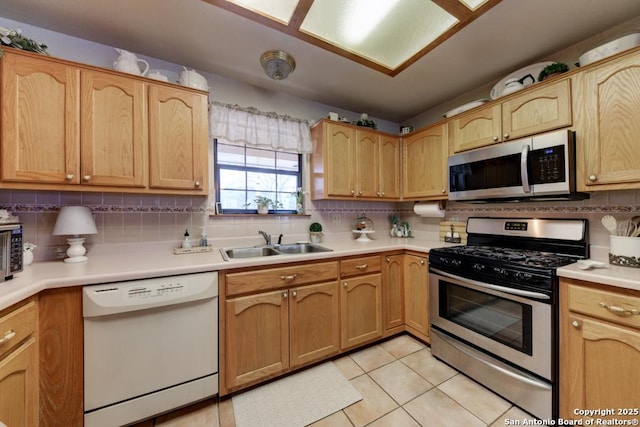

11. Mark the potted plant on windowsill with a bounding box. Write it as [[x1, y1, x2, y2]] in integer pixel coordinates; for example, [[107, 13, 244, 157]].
[[309, 222, 323, 243], [246, 196, 282, 214]]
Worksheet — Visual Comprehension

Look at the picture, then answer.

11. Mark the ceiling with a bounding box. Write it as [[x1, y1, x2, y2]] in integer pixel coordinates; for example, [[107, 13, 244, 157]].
[[0, 0, 639, 122]]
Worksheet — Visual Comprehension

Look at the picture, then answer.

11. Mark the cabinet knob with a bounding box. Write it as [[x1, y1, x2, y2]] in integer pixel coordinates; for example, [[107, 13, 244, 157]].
[[504, 133, 510, 139], [571, 320, 581, 329], [493, 136, 499, 142], [195, 181, 201, 187], [381, 192, 385, 196], [343, 282, 348, 288], [282, 292, 288, 299], [65, 174, 74, 180], [385, 256, 390, 263], [441, 189, 446, 193], [420, 259, 425, 265], [351, 190, 355, 195], [376, 192, 381, 197], [280, 274, 297, 283], [588, 175, 597, 182], [292, 290, 297, 297], [357, 191, 362, 196], [82, 175, 91, 181]]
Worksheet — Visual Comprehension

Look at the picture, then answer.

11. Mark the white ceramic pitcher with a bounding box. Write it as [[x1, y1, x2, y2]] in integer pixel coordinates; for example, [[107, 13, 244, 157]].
[[113, 48, 149, 76]]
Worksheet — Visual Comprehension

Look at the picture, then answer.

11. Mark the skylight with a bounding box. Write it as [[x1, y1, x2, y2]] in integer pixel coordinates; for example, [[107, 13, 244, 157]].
[[205, 0, 500, 76]]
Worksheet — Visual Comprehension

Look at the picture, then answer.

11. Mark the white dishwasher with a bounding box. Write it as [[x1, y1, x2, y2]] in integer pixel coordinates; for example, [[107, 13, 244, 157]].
[[83, 271, 218, 427]]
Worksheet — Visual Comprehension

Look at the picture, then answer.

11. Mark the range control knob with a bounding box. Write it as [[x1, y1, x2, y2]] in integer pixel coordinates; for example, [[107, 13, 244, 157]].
[[493, 267, 509, 278], [514, 272, 533, 281], [451, 259, 462, 267], [472, 263, 485, 273], [439, 257, 449, 265]]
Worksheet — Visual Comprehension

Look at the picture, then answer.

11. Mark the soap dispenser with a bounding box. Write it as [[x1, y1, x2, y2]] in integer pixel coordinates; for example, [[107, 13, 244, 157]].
[[182, 229, 192, 249], [198, 227, 208, 247]]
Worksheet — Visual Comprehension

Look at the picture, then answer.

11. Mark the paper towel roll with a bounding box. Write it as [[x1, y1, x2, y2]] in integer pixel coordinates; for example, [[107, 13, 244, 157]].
[[414, 202, 445, 217]]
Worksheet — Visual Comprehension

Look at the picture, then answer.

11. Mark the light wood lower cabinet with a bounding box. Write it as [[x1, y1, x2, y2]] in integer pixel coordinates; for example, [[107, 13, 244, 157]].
[[0, 300, 38, 427], [404, 254, 429, 342], [383, 254, 404, 331], [222, 262, 340, 393], [560, 278, 640, 419], [341, 273, 383, 349]]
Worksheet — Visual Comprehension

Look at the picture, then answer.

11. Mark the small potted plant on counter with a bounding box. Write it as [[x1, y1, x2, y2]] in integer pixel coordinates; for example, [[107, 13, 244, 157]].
[[309, 222, 323, 243], [246, 196, 282, 214]]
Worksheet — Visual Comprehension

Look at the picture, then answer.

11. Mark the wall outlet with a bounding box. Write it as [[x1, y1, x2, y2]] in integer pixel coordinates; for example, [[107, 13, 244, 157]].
[[331, 213, 341, 223]]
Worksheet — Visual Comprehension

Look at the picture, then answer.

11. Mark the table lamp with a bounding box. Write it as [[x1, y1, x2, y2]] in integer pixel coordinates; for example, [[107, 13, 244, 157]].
[[52, 206, 98, 263]]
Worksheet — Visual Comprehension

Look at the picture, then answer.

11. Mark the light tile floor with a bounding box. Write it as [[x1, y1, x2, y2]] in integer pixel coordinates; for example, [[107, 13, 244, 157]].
[[131, 334, 533, 427]]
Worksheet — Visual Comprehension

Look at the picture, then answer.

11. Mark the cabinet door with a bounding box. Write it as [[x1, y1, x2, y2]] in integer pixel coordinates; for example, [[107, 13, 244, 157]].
[[379, 135, 401, 199], [289, 281, 340, 367], [450, 104, 501, 152], [340, 273, 382, 350], [404, 255, 429, 341], [225, 290, 289, 389], [355, 129, 379, 198], [0, 338, 38, 427], [324, 122, 356, 197], [402, 124, 448, 199], [148, 85, 208, 192], [574, 53, 640, 190], [383, 255, 404, 330], [561, 314, 640, 419], [502, 78, 572, 140], [81, 70, 146, 187], [1, 51, 80, 184]]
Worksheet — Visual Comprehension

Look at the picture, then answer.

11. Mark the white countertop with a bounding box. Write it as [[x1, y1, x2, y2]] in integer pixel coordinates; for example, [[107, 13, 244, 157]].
[[0, 236, 443, 311], [3, 236, 639, 311]]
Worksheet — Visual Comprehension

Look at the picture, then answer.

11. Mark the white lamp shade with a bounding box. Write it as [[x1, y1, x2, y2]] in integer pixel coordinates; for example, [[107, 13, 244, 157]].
[[52, 206, 98, 236]]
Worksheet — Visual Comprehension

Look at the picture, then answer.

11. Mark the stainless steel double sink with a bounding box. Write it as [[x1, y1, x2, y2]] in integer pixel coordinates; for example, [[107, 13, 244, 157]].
[[220, 242, 333, 261]]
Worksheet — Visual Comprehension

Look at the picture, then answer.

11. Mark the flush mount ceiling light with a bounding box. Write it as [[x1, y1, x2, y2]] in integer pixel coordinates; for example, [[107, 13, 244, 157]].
[[206, 0, 502, 76], [260, 50, 296, 80]]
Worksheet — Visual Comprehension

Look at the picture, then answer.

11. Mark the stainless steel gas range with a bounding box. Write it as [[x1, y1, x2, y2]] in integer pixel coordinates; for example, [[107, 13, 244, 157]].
[[429, 217, 589, 420]]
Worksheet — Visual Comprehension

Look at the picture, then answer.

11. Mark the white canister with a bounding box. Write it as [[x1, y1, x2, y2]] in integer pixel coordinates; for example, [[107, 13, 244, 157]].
[[23, 250, 34, 266], [609, 236, 640, 268]]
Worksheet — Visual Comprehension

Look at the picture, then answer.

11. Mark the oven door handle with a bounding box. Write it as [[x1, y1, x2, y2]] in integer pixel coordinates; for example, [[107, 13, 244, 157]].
[[430, 268, 550, 300]]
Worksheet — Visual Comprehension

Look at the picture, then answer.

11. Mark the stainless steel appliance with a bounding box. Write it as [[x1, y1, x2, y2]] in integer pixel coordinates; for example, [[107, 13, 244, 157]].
[[448, 129, 587, 202], [83, 272, 218, 427], [429, 217, 589, 420], [0, 223, 23, 281]]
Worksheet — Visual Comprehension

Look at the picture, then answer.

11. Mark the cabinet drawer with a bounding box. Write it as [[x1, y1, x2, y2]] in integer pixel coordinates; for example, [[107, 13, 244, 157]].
[[568, 284, 640, 329], [340, 256, 382, 277], [0, 300, 37, 358], [226, 261, 338, 297]]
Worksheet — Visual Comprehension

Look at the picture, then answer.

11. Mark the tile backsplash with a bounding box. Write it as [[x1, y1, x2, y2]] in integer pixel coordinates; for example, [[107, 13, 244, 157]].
[[2, 189, 639, 261]]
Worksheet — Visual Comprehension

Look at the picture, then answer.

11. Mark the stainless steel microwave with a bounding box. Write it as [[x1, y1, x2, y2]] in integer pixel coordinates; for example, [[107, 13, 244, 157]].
[[0, 223, 22, 281], [448, 130, 588, 202]]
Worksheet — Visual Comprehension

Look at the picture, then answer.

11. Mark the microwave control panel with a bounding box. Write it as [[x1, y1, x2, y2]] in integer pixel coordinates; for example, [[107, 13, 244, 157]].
[[530, 145, 565, 184]]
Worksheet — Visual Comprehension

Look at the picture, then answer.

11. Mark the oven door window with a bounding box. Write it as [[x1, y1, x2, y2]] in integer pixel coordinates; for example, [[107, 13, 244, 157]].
[[439, 281, 532, 355]]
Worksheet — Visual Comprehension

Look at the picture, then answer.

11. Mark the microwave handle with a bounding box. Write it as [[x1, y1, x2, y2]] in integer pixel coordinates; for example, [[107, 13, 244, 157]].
[[521, 145, 531, 193]]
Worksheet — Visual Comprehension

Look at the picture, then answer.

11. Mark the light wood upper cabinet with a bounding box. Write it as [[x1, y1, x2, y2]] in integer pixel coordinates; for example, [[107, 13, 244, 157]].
[[148, 84, 208, 192], [311, 120, 400, 200], [449, 103, 501, 153], [560, 279, 640, 420], [402, 124, 448, 200], [502, 78, 571, 140], [0, 48, 208, 194], [1, 51, 80, 184], [404, 254, 429, 342], [80, 70, 146, 187], [379, 134, 402, 199], [0, 300, 38, 427], [450, 78, 571, 153], [573, 50, 640, 191]]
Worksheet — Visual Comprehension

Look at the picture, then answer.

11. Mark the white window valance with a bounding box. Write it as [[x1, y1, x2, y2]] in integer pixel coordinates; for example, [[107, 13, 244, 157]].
[[209, 102, 313, 154]]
